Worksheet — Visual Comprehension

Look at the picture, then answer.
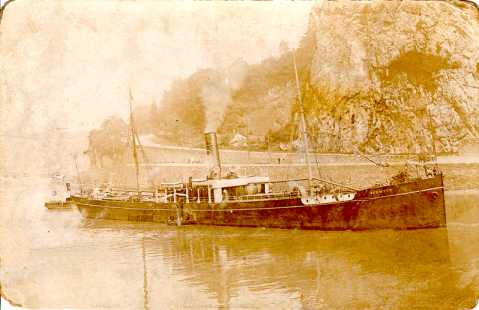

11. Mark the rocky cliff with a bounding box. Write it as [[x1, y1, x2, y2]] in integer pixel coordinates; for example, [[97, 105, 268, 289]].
[[306, 0, 479, 154], [154, 0, 479, 154]]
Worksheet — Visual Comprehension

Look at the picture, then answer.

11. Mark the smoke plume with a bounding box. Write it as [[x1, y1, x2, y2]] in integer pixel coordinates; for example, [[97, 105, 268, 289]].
[[201, 59, 248, 133]]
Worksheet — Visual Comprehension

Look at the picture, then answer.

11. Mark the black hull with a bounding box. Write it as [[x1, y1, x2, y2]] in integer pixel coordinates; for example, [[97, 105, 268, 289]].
[[73, 199, 178, 223], [71, 175, 446, 230]]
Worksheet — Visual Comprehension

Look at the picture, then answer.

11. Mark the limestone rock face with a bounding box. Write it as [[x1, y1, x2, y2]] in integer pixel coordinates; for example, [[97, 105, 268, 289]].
[[306, 0, 479, 154]]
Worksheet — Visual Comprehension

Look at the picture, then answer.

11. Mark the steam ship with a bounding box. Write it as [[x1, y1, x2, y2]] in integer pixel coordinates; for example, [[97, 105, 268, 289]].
[[71, 129, 446, 230], [70, 57, 446, 230]]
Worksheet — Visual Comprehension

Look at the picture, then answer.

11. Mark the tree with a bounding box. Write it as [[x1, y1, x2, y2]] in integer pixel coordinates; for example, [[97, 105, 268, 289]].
[[86, 116, 129, 168]]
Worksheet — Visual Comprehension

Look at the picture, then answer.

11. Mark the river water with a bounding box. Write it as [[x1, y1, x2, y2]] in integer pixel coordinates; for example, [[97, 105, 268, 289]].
[[0, 177, 478, 309]]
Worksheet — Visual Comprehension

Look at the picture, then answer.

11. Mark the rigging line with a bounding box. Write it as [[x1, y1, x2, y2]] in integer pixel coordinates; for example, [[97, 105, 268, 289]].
[[311, 178, 360, 191], [130, 119, 160, 188], [127, 94, 158, 188], [301, 99, 322, 179], [73, 154, 83, 193], [153, 145, 168, 164], [352, 148, 390, 168], [414, 87, 439, 167], [424, 94, 439, 167], [310, 134, 323, 179], [292, 52, 313, 188], [133, 130, 156, 188]]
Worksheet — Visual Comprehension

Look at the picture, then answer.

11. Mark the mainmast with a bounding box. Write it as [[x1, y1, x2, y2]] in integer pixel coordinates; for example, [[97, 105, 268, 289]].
[[292, 53, 313, 189], [129, 89, 141, 196]]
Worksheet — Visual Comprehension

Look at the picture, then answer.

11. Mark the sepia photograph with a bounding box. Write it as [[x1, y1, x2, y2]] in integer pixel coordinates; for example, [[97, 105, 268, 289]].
[[1, 0, 479, 309]]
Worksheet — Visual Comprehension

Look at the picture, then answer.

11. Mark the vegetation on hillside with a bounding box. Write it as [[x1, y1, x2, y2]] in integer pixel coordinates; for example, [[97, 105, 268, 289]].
[[86, 116, 129, 168], [87, 1, 479, 157]]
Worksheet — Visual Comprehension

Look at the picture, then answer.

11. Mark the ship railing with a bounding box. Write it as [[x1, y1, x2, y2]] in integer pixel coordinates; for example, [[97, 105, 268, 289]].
[[225, 192, 301, 201], [189, 192, 300, 203]]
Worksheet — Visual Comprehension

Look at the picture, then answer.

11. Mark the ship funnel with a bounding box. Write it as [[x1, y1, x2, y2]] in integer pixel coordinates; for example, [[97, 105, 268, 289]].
[[204, 132, 222, 179]]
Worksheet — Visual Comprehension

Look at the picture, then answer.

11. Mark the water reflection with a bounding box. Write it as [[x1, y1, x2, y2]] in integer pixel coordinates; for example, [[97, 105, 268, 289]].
[[80, 220, 474, 309], [1, 179, 477, 309]]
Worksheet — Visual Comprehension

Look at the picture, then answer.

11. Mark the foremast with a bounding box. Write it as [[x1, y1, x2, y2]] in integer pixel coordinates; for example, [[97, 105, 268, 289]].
[[129, 88, 141, 197]]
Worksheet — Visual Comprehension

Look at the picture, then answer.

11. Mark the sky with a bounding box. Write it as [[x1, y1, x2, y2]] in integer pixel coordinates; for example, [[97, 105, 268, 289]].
[[0, 0, 314, 133]]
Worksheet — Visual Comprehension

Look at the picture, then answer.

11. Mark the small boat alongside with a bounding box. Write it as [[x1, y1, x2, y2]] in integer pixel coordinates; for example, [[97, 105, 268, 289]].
[[44, 178, 73, 210], [44, 199, 72, 210]]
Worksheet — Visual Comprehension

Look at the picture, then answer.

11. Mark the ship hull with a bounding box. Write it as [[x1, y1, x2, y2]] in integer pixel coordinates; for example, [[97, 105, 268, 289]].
[[70, 175, 446, 230], [72, 199, 178, 223], [186, 174, 446, 230], [188, 186, 445, 230]]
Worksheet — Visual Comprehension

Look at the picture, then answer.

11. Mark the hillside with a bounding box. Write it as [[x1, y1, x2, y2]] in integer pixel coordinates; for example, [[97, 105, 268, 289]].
[[126, 1, 479, 155]]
